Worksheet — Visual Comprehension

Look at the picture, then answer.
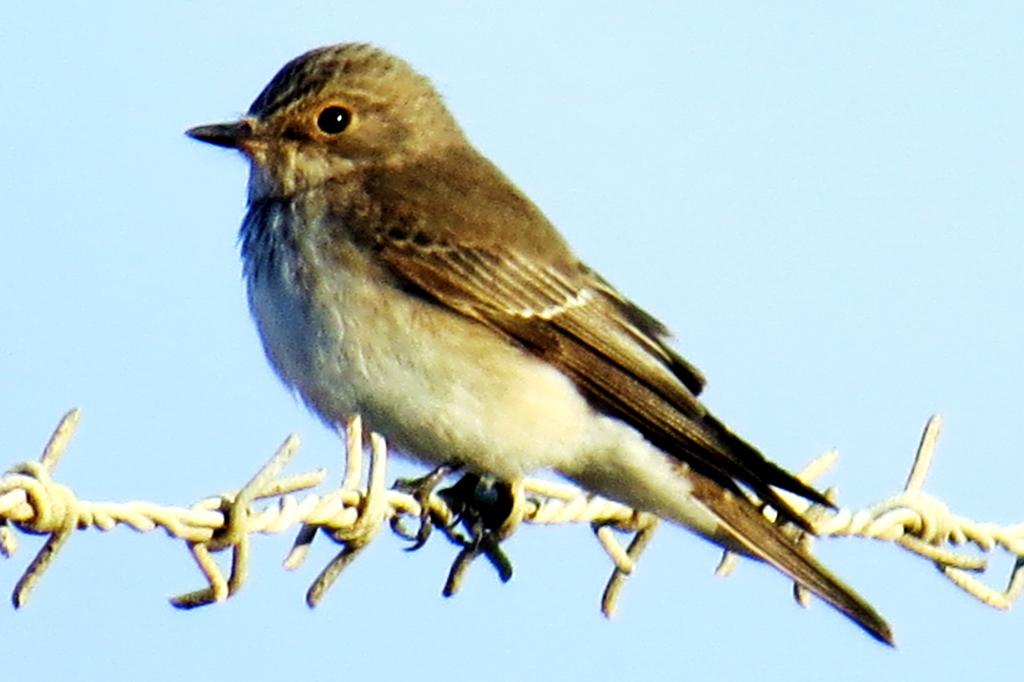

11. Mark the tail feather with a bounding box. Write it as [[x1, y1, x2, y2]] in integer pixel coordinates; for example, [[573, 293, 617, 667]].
[[687, 467, 895, 646]]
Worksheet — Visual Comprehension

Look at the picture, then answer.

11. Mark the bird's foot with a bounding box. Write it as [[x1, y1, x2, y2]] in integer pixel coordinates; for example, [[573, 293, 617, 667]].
[[391, 462, 461, 549], [437, 475, 522, 594]]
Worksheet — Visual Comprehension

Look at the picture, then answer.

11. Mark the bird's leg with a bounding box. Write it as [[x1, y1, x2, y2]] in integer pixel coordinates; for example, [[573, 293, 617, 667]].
[[391, 462, 462, 549]]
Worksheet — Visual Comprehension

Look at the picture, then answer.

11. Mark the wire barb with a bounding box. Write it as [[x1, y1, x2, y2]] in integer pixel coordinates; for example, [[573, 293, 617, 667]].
[[1, 410, 1022, 620]]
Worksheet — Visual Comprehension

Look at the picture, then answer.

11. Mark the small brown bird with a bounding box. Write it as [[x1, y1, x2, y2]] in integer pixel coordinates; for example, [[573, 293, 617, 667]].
[[187, 43, 893, 644]]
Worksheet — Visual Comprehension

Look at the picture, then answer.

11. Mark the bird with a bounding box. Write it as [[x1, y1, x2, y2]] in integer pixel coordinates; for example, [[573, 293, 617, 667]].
[[186, 42, 893, 644]]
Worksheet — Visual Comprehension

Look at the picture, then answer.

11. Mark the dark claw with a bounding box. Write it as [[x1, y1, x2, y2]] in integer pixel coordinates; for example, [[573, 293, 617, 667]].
[[409, 516, 432, 550], [477, 531, 513, 583]]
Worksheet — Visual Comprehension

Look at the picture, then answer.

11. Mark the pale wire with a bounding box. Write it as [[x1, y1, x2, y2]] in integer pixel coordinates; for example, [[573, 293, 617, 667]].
[[1, 409, 1022, 615]]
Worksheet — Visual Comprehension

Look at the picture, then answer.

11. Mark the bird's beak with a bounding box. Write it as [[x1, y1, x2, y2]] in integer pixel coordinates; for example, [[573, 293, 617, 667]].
[[185, 119, 254, 150]]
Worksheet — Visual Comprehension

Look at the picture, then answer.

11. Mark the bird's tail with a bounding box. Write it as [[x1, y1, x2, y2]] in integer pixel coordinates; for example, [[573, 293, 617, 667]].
[[686, 467, 895, 646]]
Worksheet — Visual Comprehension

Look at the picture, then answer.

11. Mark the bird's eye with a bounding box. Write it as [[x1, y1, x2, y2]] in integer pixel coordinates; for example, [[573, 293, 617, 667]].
[[316, 105, 352, 134]]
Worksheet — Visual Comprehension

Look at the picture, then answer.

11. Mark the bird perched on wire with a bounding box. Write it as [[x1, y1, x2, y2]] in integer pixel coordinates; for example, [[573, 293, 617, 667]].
[[186, 42, 893, 645]]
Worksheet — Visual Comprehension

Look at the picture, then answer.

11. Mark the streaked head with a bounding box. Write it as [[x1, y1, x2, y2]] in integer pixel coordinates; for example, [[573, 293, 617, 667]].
[[187, 44, 465, 198]]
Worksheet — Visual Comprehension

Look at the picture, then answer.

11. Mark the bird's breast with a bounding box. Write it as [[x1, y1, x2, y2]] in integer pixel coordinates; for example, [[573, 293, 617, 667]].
[[242, 199, 363, 421], [238, 201, 607, 479]]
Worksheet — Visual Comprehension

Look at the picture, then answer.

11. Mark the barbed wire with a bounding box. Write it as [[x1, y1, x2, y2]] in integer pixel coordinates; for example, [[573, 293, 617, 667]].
[[1, 409, 1021, 616]]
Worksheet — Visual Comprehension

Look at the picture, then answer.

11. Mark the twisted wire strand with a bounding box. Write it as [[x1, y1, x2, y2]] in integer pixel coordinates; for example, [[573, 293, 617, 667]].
[[1, 409, 1021, 615]]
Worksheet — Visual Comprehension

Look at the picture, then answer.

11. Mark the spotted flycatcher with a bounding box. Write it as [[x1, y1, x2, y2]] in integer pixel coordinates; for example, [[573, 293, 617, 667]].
[[187, 43, 892, 644]]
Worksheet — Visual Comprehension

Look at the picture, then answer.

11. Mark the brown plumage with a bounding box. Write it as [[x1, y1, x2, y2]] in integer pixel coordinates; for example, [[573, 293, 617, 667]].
[[187, 43, 894, 645]]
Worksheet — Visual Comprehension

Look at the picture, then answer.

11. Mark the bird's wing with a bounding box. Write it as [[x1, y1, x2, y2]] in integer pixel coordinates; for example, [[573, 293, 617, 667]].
[[372, 229, 828, 525], [346, 152, 892, 644], [347, 152, 830, 518]]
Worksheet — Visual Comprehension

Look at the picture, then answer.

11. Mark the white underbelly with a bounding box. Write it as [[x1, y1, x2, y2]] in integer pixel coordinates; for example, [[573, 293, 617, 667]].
[[246, 243, 726, 541], [247, 250, 596, 481]]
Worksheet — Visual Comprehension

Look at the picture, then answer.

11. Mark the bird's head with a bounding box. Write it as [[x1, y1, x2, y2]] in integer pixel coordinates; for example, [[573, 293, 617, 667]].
[[187, 43, 464, 200]]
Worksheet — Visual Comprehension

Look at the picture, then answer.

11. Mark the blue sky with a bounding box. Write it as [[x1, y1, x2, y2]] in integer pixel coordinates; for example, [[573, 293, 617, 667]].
[[1, 2, 1021, 679]]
